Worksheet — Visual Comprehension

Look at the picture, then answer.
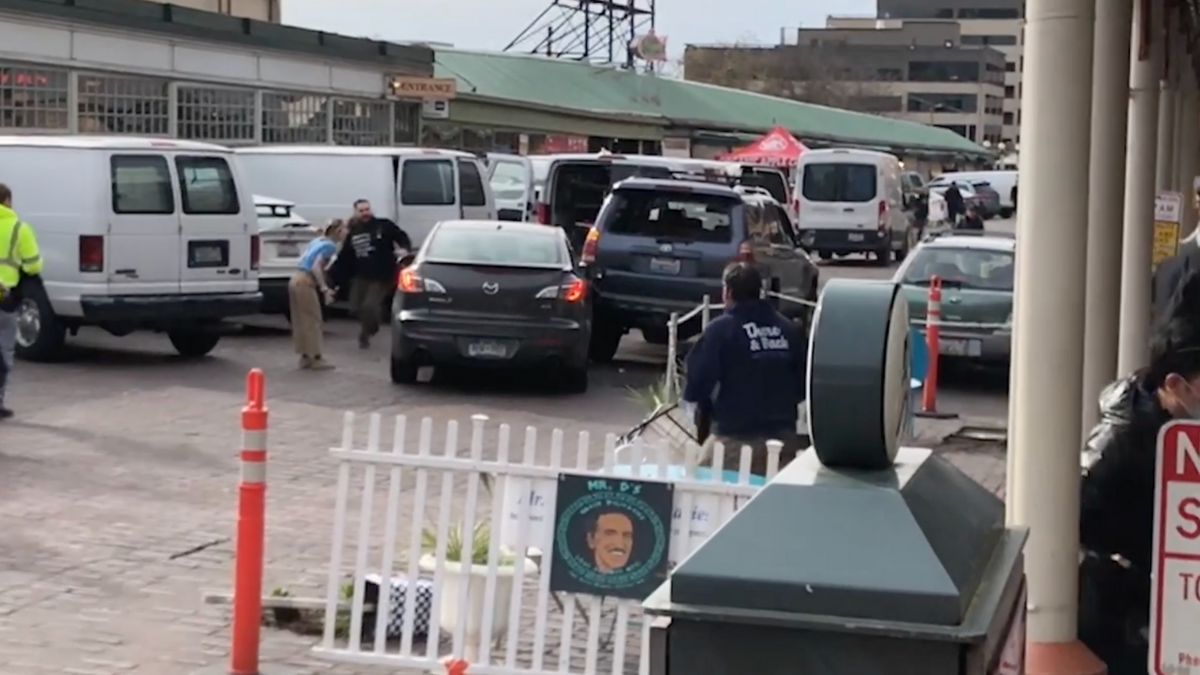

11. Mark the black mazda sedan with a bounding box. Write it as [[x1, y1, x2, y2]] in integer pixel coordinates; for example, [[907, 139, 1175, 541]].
[[390, 220, 592, 392]]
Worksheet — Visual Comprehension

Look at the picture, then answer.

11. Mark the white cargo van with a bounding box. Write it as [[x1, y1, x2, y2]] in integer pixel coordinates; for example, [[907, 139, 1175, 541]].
[[1, 136, 261, 361], [794, 148, 916, 266], [235, 146, 497, 248]]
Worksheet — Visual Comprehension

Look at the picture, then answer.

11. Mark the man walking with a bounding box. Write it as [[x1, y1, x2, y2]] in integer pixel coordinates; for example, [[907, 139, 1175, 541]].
[[0, 183, 44, 420], [334, 199, 412, 349], [682, 262, 808, 476]]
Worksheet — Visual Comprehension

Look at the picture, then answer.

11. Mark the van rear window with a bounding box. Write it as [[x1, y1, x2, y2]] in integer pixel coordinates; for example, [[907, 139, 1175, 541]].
[[603, 190, 736, 243], [802, 163, 877, 203]]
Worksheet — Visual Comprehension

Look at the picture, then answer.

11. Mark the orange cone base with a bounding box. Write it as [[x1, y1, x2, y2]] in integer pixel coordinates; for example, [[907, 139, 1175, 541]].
[[1026, 640, 1107, 675]]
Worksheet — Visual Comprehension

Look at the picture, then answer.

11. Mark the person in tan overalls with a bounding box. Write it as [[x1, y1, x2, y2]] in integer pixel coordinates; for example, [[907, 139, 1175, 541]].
[[288, 220, 345, 370]]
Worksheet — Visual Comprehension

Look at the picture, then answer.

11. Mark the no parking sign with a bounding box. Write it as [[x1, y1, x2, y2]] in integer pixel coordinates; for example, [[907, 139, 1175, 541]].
[[1151, 421, 1200, 674]]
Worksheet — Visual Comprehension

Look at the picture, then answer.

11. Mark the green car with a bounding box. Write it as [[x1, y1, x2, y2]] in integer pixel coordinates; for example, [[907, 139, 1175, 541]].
[[893, 234, 1014, 364]]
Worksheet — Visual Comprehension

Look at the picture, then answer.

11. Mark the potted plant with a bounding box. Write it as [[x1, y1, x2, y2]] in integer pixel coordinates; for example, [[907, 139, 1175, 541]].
[[418, 520, 536, 660]]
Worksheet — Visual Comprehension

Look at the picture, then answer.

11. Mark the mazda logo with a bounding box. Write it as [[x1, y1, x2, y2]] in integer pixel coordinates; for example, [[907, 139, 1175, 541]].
[[482, 282, 499, 295]]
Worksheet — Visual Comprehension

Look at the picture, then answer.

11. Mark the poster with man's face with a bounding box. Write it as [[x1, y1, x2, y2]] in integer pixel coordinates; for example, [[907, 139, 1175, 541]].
[[549, 474, 672, 600]]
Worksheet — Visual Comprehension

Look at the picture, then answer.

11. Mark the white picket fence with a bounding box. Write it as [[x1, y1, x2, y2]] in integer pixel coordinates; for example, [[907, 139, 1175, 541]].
[[314, 412, 783, 674]]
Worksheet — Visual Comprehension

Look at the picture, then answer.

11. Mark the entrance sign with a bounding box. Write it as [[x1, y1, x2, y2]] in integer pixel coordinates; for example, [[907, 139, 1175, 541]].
[[1153, 191, 1182, 270], [1150, 421, 1200, 674]]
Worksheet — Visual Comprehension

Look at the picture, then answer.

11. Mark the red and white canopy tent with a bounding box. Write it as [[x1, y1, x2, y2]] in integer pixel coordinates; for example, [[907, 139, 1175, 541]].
[[717, 125, 809, 167]]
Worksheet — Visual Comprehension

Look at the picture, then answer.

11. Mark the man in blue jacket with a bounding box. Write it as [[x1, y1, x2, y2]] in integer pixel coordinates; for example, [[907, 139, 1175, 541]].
[[682, 262, 807, 476]]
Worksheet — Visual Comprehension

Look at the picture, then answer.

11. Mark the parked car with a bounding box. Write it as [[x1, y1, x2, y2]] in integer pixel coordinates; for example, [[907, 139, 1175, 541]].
[[931, 170, 1018, 218], [5, 135, 262, 361], [929, 178, 1001, 218], [892, 234, 1015, 364], [581, 177, 820, 363], [390, 220, 591, 392], [254, 195, 317, 316], [794, 148, 918, 265], [929, 182, 987, 217]]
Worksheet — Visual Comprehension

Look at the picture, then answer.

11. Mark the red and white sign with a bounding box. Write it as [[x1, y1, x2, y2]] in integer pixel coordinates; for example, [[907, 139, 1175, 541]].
[[991, 584, 1026, 675], [1151, 421, 1200, 675]]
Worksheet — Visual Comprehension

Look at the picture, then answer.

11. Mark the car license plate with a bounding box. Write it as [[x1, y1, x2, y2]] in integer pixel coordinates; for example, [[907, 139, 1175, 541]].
[[848, 233, 864, 242], [649, 257, 681, 275], [188, 240, 228, 268], [939, 338, 982, 357], [276, 242, 301, 257], [467, 340, 511, 359]]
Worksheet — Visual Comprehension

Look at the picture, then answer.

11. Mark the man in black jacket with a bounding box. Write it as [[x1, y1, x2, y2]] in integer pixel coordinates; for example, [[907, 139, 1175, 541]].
[[682, 262, 807, 476], [335, 199, 412, 349], [1079, 269, 1200, 673]]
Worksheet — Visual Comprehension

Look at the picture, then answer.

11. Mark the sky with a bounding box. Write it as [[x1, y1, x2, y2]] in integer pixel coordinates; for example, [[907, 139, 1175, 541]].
[[282, 0, 877, 57]]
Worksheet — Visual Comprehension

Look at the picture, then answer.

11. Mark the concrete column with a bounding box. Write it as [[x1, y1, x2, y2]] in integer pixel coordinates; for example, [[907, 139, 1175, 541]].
[[1080, 0, 1134, 441], [1008, 1, 1103, 674], [1118, 0, 1164, 375], [1179, 73, 1199, 234], [1157, 27, 1179, 190]]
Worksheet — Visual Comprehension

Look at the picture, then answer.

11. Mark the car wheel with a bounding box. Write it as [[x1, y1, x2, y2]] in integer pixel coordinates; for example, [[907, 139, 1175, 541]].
[[894, 229, 915, 262], [12, 279, 67, 362], [999, 208, 1014, 219], [390, 357, 418, 384], [589, 319, 623, 364], [874, 240, 892, 267], [168, 330, 220, 358], [814, 250, 829, 260], [642, 327, 669, 345]]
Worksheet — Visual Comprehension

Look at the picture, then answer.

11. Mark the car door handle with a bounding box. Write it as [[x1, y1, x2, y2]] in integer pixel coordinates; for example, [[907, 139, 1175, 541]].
[[842, 208, 854, 213]]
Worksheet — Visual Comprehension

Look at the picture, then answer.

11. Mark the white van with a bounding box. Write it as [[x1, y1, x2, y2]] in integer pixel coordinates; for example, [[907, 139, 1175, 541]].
[[933, 170, 1018, 217], [794, 148, 916, 265], [235, 146, 497, 248], [1, 136, 261, 361]]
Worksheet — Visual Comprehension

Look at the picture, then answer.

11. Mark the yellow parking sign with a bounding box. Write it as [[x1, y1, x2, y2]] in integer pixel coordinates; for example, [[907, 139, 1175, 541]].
[[1154, 191, 1183, 270]]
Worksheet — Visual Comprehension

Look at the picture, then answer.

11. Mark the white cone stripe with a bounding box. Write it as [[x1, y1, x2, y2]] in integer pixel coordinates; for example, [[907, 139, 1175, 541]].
[[241, 460, 266, 484], [242, 429, 267, 450]]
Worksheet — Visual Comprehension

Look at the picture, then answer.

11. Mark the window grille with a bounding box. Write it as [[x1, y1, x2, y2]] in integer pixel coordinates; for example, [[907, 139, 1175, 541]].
[[0, 63, 69, 131], [177, 87, 255, 142], [394, 101, 420, 145], [331, 98, 390, 146], [77, 73, 169, 135], [261, 92, 328, 143]]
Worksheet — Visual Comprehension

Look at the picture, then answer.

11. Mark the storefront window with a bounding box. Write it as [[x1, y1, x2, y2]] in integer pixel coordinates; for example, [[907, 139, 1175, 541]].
[[394, 101, 420, 145], [0, 63, 69, 131], [422, 122, 462, 148], [460, 126, 494, 153]]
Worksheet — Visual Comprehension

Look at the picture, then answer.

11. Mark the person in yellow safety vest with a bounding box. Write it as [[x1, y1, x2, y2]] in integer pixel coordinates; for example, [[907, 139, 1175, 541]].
[[0, 182, 43, 420]]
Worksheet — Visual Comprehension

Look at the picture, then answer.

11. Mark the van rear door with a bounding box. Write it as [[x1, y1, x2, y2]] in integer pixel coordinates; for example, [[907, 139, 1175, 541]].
[[798, 160, 881, 232], [486, 153, 534, 221], [107, 153, 182, 294], [175, 154, 254, 294], [398, 156, 459, 248], [456, 156, 494, 221]]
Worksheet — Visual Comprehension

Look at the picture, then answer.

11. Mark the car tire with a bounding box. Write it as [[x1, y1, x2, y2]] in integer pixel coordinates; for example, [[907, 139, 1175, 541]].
[[390, 357, 418, 384], [874, 240, 892, 267], [12, 279, 67, 362], [558, 365, 589, 394], [999, 207, 1014, 219], [894, 228, 915, 262], [642, 327, 669, 345], [589, 320, 623, 364], [168, 330, 220, 358]]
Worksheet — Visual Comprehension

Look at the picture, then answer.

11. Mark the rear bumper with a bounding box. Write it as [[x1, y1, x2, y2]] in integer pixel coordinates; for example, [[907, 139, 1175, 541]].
[[591, 289, 713, 330], [803, 228, 888, 252], [393, 311, 589, 368], [80, 292, 263, 324]]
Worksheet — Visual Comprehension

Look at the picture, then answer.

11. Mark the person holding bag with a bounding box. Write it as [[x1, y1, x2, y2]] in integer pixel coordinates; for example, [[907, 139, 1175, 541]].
[[288, 219, 344, 370]]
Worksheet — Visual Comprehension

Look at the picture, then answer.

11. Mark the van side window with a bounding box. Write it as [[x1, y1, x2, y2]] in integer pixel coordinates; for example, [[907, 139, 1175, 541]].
[[111, 155, 174, 215], [457, 159, 487, 207], [175, 156, 241, 215], [401, 159, 455, 206]]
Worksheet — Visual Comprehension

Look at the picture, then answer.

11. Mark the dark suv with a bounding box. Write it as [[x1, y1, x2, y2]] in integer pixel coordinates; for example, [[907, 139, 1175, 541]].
[[580, 178, 819, 363]]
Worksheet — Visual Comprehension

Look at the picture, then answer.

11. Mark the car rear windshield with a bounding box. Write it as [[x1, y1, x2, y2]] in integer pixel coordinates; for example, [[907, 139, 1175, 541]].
[[603, 190, 737, 243], [738, 171, 789, 203], [903, 248, 1014, 291], [802, 163, 877, 203], [424, 227, 565, 267]]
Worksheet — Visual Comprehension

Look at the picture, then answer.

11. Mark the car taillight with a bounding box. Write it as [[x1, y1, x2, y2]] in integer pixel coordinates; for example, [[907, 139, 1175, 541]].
[[536, 277, 587, 302], [535, 202, 549, 225], [877, 201, 888, 231], [581, 227, 600, 264], [78, 235, 104, 272], [397, 266, 446, 294], [736, 240, 755, 262], [250, 235, 260, 270]]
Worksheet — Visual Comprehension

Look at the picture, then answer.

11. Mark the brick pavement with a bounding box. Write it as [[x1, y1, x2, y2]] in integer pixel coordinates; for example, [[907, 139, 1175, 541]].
[[0, 321, 1006, 675]]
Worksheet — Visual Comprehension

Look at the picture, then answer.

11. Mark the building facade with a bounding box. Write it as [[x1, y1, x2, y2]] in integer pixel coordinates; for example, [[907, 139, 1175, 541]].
[[0, 0, 433, 147], [685, 20, 1006, 145], [162, 0, 280, 22]]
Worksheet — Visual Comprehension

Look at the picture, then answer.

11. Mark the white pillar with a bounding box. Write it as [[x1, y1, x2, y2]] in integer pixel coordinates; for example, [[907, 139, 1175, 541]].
[[1081, 0, 1134, 441], [1118, 0, 1164, 375], [1157, 27, 1179, 191], [1008, 0, 1094, 652]]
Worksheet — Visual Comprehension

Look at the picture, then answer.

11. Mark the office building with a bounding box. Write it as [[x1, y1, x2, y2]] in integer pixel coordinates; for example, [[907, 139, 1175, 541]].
[[155, 0, 280, 22]]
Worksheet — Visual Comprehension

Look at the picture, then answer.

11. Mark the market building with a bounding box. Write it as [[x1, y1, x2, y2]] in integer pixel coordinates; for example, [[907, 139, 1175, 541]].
[[0, 0, 436, 145]]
